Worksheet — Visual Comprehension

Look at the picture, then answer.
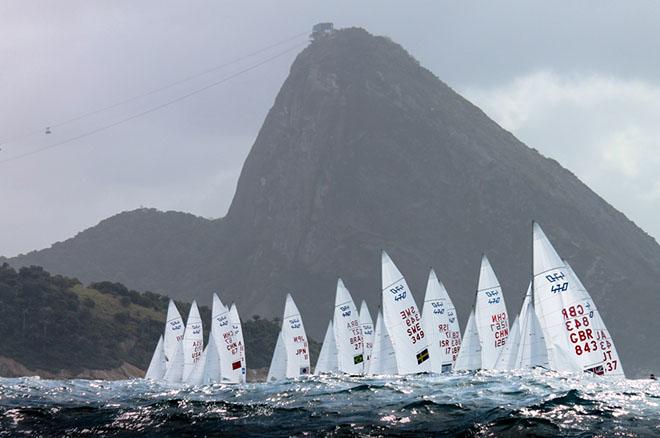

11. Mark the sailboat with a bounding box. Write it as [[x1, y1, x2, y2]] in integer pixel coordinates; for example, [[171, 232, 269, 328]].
[[473, 255, 510, 369], [145, 335, 166, 379], [421, 269, 460, 373], [494, 315, 520, 370], [163, 340, 185, 382], [359, 301, 375, 373], [514, 286, 550, 370], [381, 251, 430, 374], [532, 222, 624, 376], [315, 320, 338, 374], [444, 281, 462, 368], [494, 283, 529, 370], [210, 294, 242, 384], [202, 332, 222, 384], [333, 279, 364, 374], [229, 303, 247, 383], [267, 294, 311, 381], [367, 309, 398, 375], [182, 301, 204, 383], [454, 308, 482, 371], [163, 300, 185, 372], [186, 345, 207, 386]]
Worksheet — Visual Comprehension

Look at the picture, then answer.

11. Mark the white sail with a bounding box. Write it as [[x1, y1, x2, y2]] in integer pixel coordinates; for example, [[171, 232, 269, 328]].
[[333, 279, 364, 374], [267, 331, 287, 381], [494, 282, 529, 370], [315, 320, 338, 374], [564, 262, 625, 377], [229, 303, 247, 383], [368, 310, 398, 375], [186, 346, 207, 386], [202, 332, 222, 384], [210, 294, 242, 384], [532, 222, 610, 375], [182, 301, 204, 382], [358, 300, 375, 374], [474, 255, 510, 369], [163, 340, 184, 382], [443, 279, 462, 369], [163, 300, 185, 371], [381, 251, 430, 374], [454, 309, 482, 371], [495, 316, 520, 370], [421, 269, 454, 373], [145, 335, 166, 380], [514, 285, 550, 369], [267, 294, 311, 380]]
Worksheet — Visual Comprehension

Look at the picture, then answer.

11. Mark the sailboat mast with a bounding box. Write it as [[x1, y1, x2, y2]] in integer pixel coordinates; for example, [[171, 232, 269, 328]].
[[530, 221, 535, 302]]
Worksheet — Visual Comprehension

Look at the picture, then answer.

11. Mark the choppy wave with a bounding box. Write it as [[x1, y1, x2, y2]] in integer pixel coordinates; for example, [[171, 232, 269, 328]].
[[1, 370, 659, 436]]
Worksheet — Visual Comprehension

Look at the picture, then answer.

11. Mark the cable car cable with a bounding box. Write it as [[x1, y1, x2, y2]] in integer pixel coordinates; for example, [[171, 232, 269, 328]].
[[0, 42, 305, 165], [0, 30, 308, 146]]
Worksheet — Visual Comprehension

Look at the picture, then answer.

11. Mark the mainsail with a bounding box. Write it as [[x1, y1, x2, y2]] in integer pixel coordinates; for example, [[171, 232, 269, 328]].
[[229, 303, 247, 383], [444, 278, 462, 368], [181, 301, 204, 382], [495, 316, 520, 370], [333, 279, 364, 374], [532, 222, 614, 375], [381, 251, 430, 374], [145, 335, 166, 380], [163, 300, 185, 371], [358, 300, 375, 374], [421, 269, 454, 373], [454, 309, 482, 371], [474, 255, 510, 369], [315, 320, 338, 374], [211, 294, 242, 383], [186, 346, 207, 386], [267, 294, 311, 381], [368, 310, 398, 375], [564, 262, 625, 377]]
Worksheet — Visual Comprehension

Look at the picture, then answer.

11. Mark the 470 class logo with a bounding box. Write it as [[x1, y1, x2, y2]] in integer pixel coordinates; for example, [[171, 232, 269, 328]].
[[431, 301, 445, 314], [389, 284, 406, 301]]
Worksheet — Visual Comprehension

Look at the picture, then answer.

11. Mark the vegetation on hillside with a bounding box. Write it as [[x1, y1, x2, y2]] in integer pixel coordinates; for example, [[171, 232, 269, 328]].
[[0, 263, 319, 375]]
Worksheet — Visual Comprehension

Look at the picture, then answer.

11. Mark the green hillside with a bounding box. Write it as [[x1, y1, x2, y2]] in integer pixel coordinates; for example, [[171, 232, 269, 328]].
[[0, 263, 319, 377]]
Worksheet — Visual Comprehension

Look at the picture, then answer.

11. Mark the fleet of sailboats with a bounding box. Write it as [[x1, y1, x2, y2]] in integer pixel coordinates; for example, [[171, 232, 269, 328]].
[[144, 222, 625, 383]]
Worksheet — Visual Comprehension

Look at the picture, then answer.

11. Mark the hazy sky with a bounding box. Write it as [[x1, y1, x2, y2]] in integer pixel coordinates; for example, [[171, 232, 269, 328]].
[[2, 1, 660, 256]]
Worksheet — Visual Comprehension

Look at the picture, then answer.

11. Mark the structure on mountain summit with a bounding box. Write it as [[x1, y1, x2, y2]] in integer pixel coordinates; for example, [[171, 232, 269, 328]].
[[311, 22, 334, 40]]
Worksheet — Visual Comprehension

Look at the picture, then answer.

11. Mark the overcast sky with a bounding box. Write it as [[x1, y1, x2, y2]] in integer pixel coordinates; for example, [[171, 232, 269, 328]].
[[2, 1, 660, 256]]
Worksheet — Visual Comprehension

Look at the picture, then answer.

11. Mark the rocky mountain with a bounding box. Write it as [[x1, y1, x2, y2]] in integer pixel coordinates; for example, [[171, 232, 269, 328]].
[[5, 28, 660, 376]]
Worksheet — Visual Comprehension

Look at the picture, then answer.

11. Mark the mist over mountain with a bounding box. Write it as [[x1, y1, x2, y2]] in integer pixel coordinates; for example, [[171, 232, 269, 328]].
[[5, 28, 660, 376]]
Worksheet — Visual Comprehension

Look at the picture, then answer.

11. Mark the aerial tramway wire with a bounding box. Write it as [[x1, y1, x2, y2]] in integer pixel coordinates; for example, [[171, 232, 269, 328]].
[[0, 31, 308, 146], [0, 42, 306, 165]]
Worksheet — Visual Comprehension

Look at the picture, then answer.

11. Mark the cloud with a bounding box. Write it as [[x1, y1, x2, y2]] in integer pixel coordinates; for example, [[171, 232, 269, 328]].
[[462, 72, 660, 240]]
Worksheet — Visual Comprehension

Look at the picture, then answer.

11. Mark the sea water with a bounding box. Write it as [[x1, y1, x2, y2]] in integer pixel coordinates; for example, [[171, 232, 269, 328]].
[[1, 370, 659, 436]]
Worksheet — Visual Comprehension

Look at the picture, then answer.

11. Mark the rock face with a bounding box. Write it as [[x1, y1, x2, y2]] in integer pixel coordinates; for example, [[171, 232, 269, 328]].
[[6, 28, 660, 376]]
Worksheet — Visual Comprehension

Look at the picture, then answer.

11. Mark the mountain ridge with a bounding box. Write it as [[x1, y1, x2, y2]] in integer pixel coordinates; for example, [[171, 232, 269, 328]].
[[5, 27, 660, 376]]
